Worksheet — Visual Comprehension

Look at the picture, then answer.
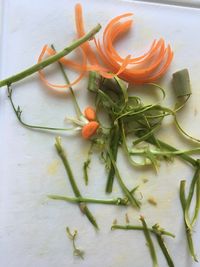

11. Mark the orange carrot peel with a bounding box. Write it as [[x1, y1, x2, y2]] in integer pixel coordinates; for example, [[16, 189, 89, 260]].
[[38, 3, 174, 91]]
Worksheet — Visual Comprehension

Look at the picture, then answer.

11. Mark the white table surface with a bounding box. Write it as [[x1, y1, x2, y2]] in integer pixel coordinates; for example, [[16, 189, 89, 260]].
[[0, 1, 200, 267]]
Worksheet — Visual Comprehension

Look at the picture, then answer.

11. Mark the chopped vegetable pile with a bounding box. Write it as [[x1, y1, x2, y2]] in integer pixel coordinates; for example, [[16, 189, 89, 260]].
[[0, 3, 200, 267]]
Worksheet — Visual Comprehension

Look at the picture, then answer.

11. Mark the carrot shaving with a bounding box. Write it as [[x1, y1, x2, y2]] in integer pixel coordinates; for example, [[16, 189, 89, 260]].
[[103, 17, 165, 74], [106, 20, 133, 62], [75, 3, 99, 65], [107, 22, 160, 64], [103, 13, 133, 49], [38, 45, 86, 90], [137, 46, 174, 83], [94, 7, 173, 83], [99, 54, 131, 79], [46, 46, 108, 73], [38, 4, 174, 89], [117, 46, 174, 84]]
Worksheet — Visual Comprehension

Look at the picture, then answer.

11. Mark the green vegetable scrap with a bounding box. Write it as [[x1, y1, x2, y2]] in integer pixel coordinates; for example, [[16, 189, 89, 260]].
[[173, 69, 191, 98], [55, 137, 99, 230], [112, 220, 175, 267], [66, 227, 85, 259]]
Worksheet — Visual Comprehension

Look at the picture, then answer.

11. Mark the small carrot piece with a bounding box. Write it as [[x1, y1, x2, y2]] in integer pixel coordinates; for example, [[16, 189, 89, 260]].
[[82, 121, 99, 139], [84, 106, 96, 121]]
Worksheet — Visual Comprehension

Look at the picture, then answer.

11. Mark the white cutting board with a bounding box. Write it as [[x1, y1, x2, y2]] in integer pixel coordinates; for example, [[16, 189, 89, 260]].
[[0, 0, 200, 266]]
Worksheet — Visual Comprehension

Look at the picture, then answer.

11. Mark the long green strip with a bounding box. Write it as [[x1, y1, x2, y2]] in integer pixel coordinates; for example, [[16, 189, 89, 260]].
[[7, 86, 77, 131], [0, 24, 101, 87], [111, 225, 175, 238], [191, 177, 200, 225], [152, 224, 175, 267], [48, 194, 128, 206], [140, 216, 159, 267], [55, 137, 98, 230], [145, 137, 197, 167], [185, 166, 200, 229], [155, 234, 174, 267], [179, 180, 198, 262], [51, 44, 82, 118], [106, 124, 120, 193], [107, 149, 140, 208]]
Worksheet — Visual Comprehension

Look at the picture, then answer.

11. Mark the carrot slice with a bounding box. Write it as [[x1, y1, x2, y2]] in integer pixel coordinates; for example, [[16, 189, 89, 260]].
[[84, 106, 96, 121], [82, 121, 99, 139], [38, 45, 86, 90]]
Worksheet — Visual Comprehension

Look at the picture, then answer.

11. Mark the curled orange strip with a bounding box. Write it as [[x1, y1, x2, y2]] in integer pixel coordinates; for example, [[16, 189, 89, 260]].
[[38, 45, 87, 90], [38, 4, 174, 90]]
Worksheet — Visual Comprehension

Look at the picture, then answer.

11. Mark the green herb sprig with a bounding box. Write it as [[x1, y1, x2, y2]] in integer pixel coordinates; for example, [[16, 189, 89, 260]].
[[66, 227, 85, 259]]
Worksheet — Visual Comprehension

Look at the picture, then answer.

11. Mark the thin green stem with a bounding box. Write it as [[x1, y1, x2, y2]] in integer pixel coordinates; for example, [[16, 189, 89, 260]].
[[51, 44, 82, 118], [66, 227, 84, 259], [48, 194, 128, 206], [140, 216, 158, 267], [152, 224, 175, 267], [179, 180, 198, 262], [144, 137, 197, 167], [111, 225, 175, 238], [0, 24, 101, 88], [133, 124, 161, 146], [129, 148, 200, 157], [107, 149, 140, 208], [185, 166, 200, 229], [106, 124, 120, 193], [121, 121, 141, 167], [191, 177, 200, 225], [155, 234, 174, 267], [83, 143, 93, 185], [7, 86, 77, 131], [55, 137, 98, 230]]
